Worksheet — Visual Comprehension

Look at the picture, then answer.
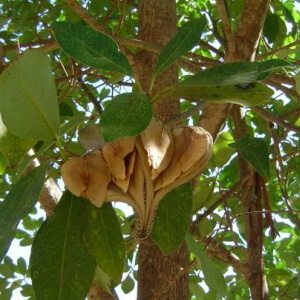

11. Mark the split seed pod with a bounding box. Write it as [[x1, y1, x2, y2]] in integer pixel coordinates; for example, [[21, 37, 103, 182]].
[[141, 118, 174, 180], [102, 137, 135, 179], [155, 126, 213, 190], [61, 156, 87, 197], [84, 150, 111, 207]]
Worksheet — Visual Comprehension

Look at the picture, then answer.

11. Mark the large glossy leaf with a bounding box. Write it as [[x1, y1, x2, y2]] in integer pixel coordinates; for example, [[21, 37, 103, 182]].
[[186, 234, 226, 295], [0, 50, 60, 141], [51, 22, 132, 76], [154, 16, 207, 77], [180, 59, 290, 86], [30, 191, 96, 300], [0, 115, 36, 168], [151, 183, 193, 255], [230, 134, 270, 180], [100, 92, 152, 142], [0, 164, 48, 262], [82, 202, 125, 283], [152, 82, 273, 107]]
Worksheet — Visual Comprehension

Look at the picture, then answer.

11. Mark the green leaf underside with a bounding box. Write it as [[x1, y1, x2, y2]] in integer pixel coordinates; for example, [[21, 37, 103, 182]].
[[230, 134, 270, 180], [0, 50, 60, 141], [51, 22, 132, 76], [100, 92, 153, 142], [152, 82, 273, 107], [151, 183, 193, 255], [0, 164, 48, 262], [30, 191, 96, 300], [0, 116, 36, 168], [181, 59, 291, 86], [82, 202, 125, 283], [186, 234, 226, 295], [155, 16, 207, 77]]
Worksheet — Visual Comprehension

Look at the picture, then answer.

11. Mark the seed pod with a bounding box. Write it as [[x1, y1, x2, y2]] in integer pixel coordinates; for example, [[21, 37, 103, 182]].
[[141, 118, 174, 180], [113, 150, 136, 193], [102, 137, 135, 180], [61, 156, 87, 197], [84, 150, 111, 207], [155, 126, 213, 190]]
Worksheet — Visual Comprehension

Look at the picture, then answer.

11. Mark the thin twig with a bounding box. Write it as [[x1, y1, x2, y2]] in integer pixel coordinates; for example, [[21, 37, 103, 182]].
[[216, 0, 236, 53], [251, 106, 300, 134]]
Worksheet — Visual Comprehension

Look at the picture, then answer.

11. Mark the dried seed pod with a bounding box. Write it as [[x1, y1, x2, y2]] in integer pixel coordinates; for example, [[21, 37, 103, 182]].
[[84, 150, 111, 207], [128, 154, 144, 204], [155, 126, 212, 190], [141, 118, 174, 180], [61, 156, 87, 196], [113, 150, 136, 193], [102, 137, 135, 180]]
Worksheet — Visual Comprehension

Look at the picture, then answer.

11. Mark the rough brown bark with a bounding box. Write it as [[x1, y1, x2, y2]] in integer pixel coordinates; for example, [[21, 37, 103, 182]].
[[198, 1, 271, 300], [133, 1, 189, 299]]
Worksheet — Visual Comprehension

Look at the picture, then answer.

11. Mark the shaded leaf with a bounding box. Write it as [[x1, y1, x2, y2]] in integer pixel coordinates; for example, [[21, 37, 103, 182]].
[[186, 234, 226, 294], [230, 134, 270, 180], [82, 202, 125, 283], [0, 164, 48, 261], [30, 191, 96, 300], [0, 50, 60, 141], [155, 16, 207, 77], [100, 92, 152, 142], [152, 82, 273, 107], [0, 115, 36, 168], [0, 151, 7, 175], [151, 183, 192, 255], [51, 22, 132, 75], [263, 12, 279, 44]]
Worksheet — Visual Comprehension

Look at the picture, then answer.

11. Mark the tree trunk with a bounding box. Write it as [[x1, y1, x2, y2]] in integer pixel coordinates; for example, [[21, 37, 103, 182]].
[[134, 1, 189, 299]]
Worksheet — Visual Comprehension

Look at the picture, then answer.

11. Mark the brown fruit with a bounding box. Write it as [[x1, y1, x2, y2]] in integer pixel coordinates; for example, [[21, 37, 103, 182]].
[[141, 118, 174, 180], [61, 156, 87, 197]]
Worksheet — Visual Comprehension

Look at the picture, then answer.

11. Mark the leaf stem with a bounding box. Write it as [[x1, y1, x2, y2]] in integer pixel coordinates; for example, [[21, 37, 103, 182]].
[[55, 135, 68, 160]]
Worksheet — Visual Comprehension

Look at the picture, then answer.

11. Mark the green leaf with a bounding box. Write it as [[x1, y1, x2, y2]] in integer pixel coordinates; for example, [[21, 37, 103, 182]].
[[186, 234, 226, 294], [121, 276, 135, 294], [230, 134, 270, 180], [263, 12, 279, 43], [82, 202, 125, 283], [0, 115, 36, 168], [100, 92, 152, 142], [0, 50, 60, 141], [30, 191, 96, 300], [51, 22, 133, 76], [152, 82, 273, 107], [151, 183, 192, 255], [0, 151, 7, 175], [155, 16, 207, 77], [180, 59, 290, 86], [0, 164, 48, 262]]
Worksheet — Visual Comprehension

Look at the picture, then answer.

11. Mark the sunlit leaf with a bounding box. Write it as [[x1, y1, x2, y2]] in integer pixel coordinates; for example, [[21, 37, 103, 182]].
[[230, 134, 270, 180], [151, 183, 192, 255], [100, 92, 152, 142], [152, 82, 273, 107], [180, 59, 290, 85], [0, 50, 60, 141], [0, 164, 48, 261], [30, 191, 96, 300], [51, 22, 133, 75], [82, 202, 125, 283], [186, 234, 226, 294], [155, 16, 207, 77]]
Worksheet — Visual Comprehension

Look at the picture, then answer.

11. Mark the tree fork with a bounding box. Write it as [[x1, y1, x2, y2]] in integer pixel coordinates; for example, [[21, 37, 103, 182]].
[[133, 0, 189, 299]]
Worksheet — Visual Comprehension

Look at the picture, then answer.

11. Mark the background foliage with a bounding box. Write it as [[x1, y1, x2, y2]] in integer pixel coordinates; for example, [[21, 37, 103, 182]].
[[0, 0, 299, 299]]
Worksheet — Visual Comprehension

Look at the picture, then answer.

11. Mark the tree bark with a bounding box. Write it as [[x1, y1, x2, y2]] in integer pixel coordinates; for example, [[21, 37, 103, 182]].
[[198, 1, 271, 299], [134, 1, 189, 299]]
